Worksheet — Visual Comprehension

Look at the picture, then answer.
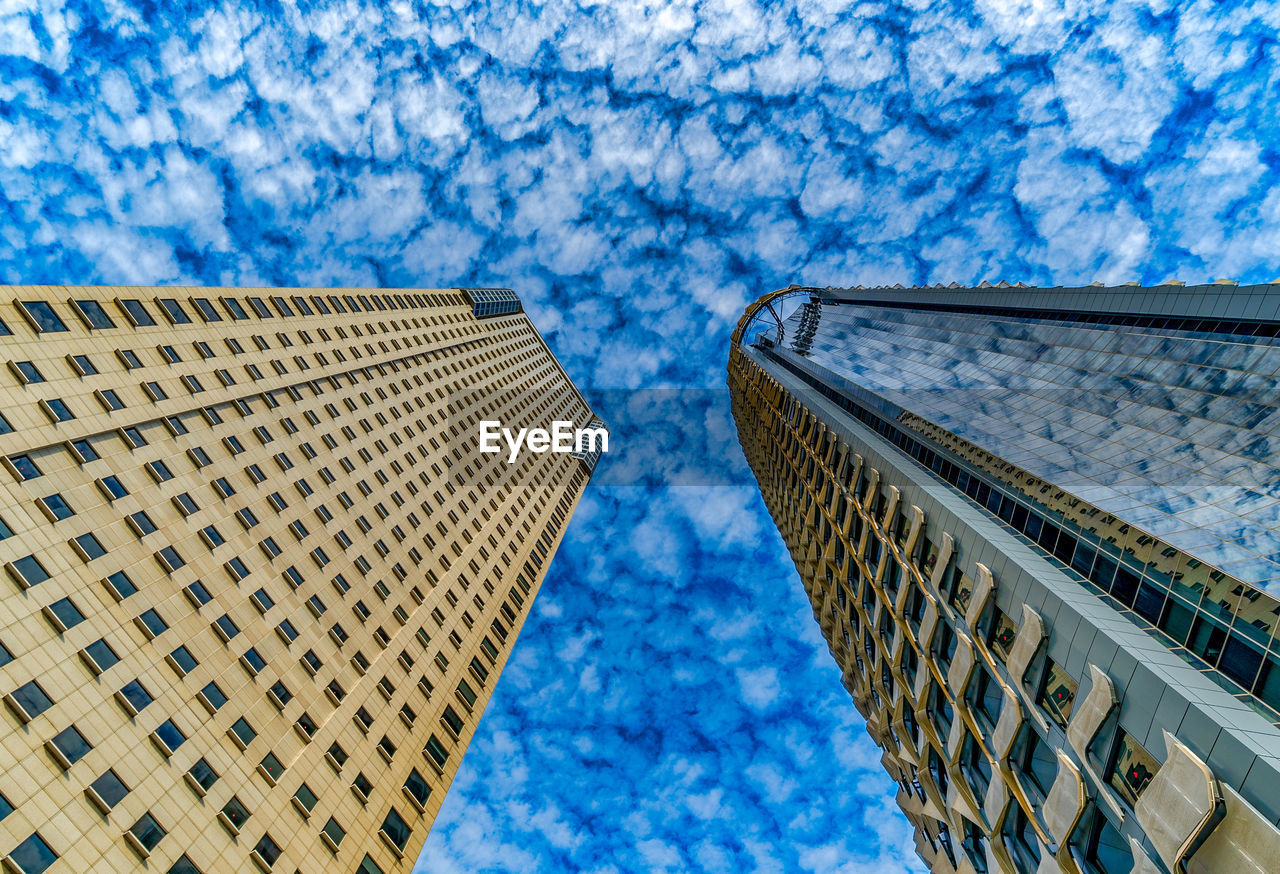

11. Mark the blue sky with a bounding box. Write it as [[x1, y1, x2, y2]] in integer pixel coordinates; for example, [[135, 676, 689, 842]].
[[2, 0, 1278, 871]]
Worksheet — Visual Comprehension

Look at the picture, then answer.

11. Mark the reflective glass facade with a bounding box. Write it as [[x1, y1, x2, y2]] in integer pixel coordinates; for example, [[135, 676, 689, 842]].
[[730, 285, 1280, 874]]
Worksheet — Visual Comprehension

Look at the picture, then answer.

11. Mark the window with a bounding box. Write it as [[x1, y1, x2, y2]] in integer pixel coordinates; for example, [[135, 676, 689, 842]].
[[1078, 807, 1131, 874], [117, 348, 143, 369], [168, 645, 198, 675], [456, 679, 477, 708], [168, 856, 203, 874], [173, 492, 199, 516], [352, 772, 374, 800], [147, 460, 174, 481], [380, 807, 411, 853], [8, 680, 54, 721], [96, 388, 125, 411], [99, 475, 128, 500], [19, 300, 68, 332], [87, 769, 130, 811], [193, 298, 221, 321], [424, 734, 449, 768], [241, 647, 267, 675], [1037, 660, 1078, 729], [48, 725, 92, 768], [44, 597, 85, 632], [42, 398, 74, 422], [129, 511, 158, 536], [158, 298, 192, 324], [219, 796, 251, 833], [7, 832, 58, 873], [153, 719, 186, 754], [118, 298, 156, 326], [357, 855, 385, 874], [136, 608, 167, 639], [441, 705, 464, 735], [327, 742, 348, 770], [214, 614, 240, 641], [251, 588, 275, 613], [104, 570, 138, 600], [71, 299, 116, 329], [38, 494, 74, 521], [127, 812, 166, 855], [258, 752, 285, 783], [116, 679, 153, 715], [1107, 729, 1160, 808], [252, 835, 281, 869], [268, 681, 292, 708], [321, 818, 345, 851], [184, 580, 212, 606], [277, 619, 299, 643], [157, 546, 185, 571], [230, 717, 257, 747], [71, 439, 99, 462], [7, 454, 40, 480], [187, 758, 218, 794], [4, 554, 47, 588], [292, 783, 319, 816], [68, 354, 96, 375], [83, 639, 121, 674], [403, 769, 431, 809], [199, 682, 228, 711], [12, 360, 43, 383], [73, 532, 106, 561]]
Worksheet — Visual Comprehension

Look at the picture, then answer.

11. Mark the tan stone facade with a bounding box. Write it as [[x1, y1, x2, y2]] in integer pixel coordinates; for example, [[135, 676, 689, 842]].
[[0, 287, 595, 874]]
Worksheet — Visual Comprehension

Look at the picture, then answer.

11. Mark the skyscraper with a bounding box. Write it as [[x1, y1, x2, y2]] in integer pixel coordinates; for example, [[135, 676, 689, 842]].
[[729, 284, 1280, 874], [0, 286, 600, 874]]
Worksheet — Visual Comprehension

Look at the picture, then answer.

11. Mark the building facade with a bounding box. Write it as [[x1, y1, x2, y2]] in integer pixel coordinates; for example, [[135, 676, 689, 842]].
[[729, 284, 1280, 874], [0, 286, 599, 874]]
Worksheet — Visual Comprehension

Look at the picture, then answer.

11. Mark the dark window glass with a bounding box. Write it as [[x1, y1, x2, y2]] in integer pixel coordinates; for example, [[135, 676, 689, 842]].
[[75, 532, 106, 560], [252, 835, 280, 865], [9, 832, 58, 873], [40, 494, 74, 520], [119, 299, 156, 326], [47, 597, 85, 630], [154, 719, 185, 752], [84, 639, 120, 672], [13, 361, 43, 382], [118, 679, 153, 713], [20, 301, 68, 332], [193, 298, 221, 322], [169, 646, 197, 675], [259, 752, 285, 781], [105, 571, 138, 599], [200, 683, 228, 710], [7, 556, 46, 588], [424, 734, 449, 767], [11, 680, 54, 718], [241, 648, 267, 674], [49, 725, 92, 766], [72, 299, 116, 329], [380, 808, 411, 850], [72, 440, 98, 462], [187, 758, 218, 791], [100, 475, 128, 499], [9, 454, 41, 479], [168, 854, 203, 874], [231, 717, 256, 745], [129, 812, 166, 851], [221, 796, 251, 830], [158, 299, 192, 324], [89, 769, 130, 808], [403, 769, 431, 806]]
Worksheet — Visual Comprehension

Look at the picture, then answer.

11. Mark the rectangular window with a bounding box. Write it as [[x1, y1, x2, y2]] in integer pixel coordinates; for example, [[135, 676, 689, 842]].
[[71, 299, 116, 329]]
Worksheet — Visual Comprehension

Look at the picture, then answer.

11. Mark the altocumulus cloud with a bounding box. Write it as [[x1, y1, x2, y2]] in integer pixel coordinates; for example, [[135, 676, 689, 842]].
[[3, 0, 1280, 871]]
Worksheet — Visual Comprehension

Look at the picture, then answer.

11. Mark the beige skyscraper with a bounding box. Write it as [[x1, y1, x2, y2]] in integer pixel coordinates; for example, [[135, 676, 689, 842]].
[[0, 286, 600, 874]]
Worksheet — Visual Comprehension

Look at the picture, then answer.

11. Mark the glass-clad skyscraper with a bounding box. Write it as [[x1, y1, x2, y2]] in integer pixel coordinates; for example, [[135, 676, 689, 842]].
[[729, 284, 1280, 874]]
